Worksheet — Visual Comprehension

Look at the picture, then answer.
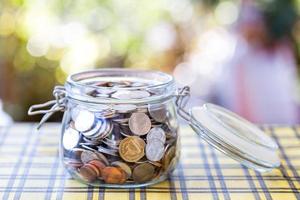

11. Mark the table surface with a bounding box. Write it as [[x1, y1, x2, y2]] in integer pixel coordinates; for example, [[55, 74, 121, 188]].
[[0, 123, 299, 200]]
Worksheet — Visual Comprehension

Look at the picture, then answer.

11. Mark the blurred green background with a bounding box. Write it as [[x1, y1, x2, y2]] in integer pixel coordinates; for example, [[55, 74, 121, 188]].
[[0, 0, 300, 123]]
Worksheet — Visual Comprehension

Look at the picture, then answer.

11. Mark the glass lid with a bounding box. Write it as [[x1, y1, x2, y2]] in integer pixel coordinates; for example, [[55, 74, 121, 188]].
[[189, 103, 280, 172]]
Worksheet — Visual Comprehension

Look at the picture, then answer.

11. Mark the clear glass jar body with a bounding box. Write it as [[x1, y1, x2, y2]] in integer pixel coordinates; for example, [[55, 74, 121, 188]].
[[60, 69, 180, 188]]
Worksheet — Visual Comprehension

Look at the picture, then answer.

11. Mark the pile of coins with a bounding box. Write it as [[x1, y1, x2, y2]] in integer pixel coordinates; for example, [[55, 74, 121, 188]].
[[62, 80, 179, 185]]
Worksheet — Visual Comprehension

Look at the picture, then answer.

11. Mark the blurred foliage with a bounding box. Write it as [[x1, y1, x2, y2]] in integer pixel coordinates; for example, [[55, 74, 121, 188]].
[[0, 0, 299, 121]]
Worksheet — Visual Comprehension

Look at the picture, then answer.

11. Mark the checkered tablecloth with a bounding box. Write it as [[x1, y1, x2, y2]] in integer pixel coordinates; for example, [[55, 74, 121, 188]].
[[0, 123, 299, 200]]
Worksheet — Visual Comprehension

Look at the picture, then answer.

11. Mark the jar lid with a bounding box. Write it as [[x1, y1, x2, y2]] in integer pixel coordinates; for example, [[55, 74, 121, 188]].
[[189, 103, 280, 172]]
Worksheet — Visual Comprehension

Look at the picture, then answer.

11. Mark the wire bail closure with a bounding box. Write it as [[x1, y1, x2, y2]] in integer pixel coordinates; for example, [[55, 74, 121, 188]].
[[28, 86, 66, 129], [175, 86, 191, 122]]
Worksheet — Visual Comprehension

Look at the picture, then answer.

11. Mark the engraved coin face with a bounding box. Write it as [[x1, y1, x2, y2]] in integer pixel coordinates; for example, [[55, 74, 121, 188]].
[[129, 112, 151, 135], [132, 163, 155, 183], [146, 127, 166, 144], [74, 110, 95, 132], [63, 127, 80, 150], [145, 139, 165, 161], [148, 104, 167, 122], [119, 136, 145, 162]]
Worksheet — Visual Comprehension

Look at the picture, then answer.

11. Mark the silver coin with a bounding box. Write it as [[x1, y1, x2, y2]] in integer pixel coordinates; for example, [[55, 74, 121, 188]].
[[94, 109, 116, 119], [82, 120, 102, 138], [129, 112, 151, 136], [145, 139, 165, 161], [80, 150, 100, 163], [111, 90, 150, 100], [113, 104, 137, 113], [146, 127, 166, 144], [63, 127, 80, 150], [96, 93, 110, 98], [97, 146, 118, 156], [112, 118, 129, 123], [74, 110, 95, 132], [71, 106, 81, 121]]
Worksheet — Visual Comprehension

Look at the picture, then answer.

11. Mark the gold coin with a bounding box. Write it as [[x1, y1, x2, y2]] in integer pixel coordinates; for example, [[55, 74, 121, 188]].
[[119, 136, 145, 162], [129, 112, 151, 135], [132, 163, 155, 183], [162, 145, 176, 170]]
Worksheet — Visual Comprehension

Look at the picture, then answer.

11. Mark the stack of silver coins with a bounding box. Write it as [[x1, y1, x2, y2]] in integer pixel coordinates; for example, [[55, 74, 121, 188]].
[[62, 80, 179, 184]]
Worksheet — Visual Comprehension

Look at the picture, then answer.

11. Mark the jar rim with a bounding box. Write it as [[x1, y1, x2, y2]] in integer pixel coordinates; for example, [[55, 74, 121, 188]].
[[66, 68, 174, 90], [65, 68, 177, 104]]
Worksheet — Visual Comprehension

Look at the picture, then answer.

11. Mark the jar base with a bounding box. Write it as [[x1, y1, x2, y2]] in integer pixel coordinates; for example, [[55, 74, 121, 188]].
[[68, 169, 170, 188]]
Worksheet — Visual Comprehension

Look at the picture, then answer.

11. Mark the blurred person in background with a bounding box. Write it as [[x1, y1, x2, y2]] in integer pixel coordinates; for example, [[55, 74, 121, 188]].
[[214, 0, 300, 124]]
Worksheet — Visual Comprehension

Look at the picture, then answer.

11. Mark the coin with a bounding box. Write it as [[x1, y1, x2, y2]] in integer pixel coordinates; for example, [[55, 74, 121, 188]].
[[119, 136, 145, 162], [128, 90, 150, 99], [97, 146, 118, 156], [64, 159, 83, 169], [63, 127, 80, 150], [148, 104, 167, 122], [94, 151, 109, 166], [101, 166, 127, 184], [111, 161, 132, 178], [113, 104, 137, 113], [146, 127, 166, 144], [162, 145, 176, 170], [82, 120, 102, 138], [111, 90, 150, 100], [145, 139, 165, 161], [88, 160, 106, 176], [132, 163, 155, 183], [81, 150, 100, 164], [74, 110, 95, 132], [69, 147, 85, 160], [129, 112, 151, 135], [79, 163, 98, 182]]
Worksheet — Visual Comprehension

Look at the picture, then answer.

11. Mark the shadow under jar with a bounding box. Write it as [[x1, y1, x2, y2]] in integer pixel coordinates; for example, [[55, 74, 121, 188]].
[[61, 69, 180, 187], [29, 68, 281, 188]]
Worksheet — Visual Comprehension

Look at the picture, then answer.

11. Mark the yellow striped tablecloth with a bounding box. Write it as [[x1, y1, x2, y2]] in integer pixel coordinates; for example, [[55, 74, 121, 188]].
[[0, 123, 299, 200]]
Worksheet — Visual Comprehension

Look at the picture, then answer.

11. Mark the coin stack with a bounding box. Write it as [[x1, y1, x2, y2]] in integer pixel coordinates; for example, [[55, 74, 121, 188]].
[[62, 80, 178, 185]]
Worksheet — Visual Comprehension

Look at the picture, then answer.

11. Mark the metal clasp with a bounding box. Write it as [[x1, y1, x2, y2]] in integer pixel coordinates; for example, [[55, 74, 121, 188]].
[[28, 86, 66, 129], [175, 86, 191, 122]]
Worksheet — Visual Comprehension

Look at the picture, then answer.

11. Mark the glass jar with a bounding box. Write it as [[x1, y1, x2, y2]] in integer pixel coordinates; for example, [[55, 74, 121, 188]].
[[29, 68, 281, 188]]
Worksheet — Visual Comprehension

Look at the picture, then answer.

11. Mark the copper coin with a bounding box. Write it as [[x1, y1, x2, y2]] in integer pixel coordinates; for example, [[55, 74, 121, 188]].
[[101, 167, 127, 184], [119, 136, 145, 162], [89, 160, 106, 176], [79, 164, 98, 182], [111, 161, 132, 178], [145, 139, 165, 162], [129, 112, 151, 135], [132, 163, 155, 183], [148, 104, 167, 122]]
